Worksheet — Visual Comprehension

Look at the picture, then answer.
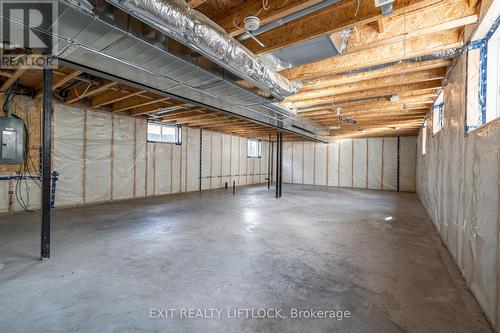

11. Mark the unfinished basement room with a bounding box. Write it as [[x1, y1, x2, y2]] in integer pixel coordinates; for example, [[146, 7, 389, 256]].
[[0, 0, 499, 332]]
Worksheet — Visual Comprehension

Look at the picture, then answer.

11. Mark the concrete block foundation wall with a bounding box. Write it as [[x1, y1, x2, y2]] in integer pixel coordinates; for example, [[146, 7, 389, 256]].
[[417, 52, 500, 328], [282, 137, 417, 192], [0, 104, 270, 212]]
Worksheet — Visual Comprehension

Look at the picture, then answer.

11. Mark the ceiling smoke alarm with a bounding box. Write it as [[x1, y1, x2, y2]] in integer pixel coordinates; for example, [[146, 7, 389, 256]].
[[244, 16, 260, 32]]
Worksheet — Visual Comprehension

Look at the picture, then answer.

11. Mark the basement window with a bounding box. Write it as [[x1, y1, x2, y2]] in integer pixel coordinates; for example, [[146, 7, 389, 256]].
[[422, 120, 427, 156], [147, 121, 181, 144], [432, 90, 444, 135], [247, 139, 262, 158], [466, 12, 500, 132]]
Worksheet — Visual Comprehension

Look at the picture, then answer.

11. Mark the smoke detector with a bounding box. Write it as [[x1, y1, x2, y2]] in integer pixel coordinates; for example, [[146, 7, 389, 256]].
[[244, 16, 261, 32]]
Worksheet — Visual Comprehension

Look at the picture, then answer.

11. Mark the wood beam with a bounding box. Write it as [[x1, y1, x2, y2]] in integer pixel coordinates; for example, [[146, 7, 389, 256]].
[[91, 87, 144, 108], [188, 0, 207, 8], [216, 0, 323, 37], [300, 58, 451, 91], [160, 109, 212, 123], [329, 128, 419, 139], [0, 70, 13, 78], [281, 29, 462, 81], [35, 70, 81, 98], [304, 104, 431, 120], [345, 1, 477, 54], [159, 108, 207, 121], [299, 96, 434, 115], [377, 18, 386, 33], [129, 101, 179, 116], [0, 68, 26, 92], [288, 80, 443, 108], [289, 67, 446, 102], [317, 112, 427, 124], [164, 113, 217, 124], [65, 81, 118, 104], [186, 117, 242, 127], [296, 92, 437, 113], [241, 0, 442, 54], [112, 96, 171, 113]]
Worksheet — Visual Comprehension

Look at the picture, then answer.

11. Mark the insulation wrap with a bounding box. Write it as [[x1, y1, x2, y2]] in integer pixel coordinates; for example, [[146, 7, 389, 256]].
[[417, 52, 500, 327], [104, 0, 299, 99]]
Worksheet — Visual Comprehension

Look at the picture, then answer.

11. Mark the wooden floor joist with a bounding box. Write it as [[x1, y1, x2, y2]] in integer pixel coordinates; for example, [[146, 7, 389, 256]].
[[66, 81, 118, 104], [0, 68, 26, 92]]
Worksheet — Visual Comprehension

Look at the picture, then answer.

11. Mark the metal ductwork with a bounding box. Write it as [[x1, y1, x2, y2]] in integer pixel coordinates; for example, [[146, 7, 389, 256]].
[[2, 0, 328, 141], [104, 0, 298, 100]]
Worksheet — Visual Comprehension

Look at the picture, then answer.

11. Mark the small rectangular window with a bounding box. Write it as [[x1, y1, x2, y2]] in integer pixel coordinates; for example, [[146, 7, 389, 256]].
[[147, 121, 181, 144], [422, 120, 427, 156], [486, 23, 500, 123], [432, 90, 444, 135], [466, 12, 500, 132], [247, 139, 262, 158]]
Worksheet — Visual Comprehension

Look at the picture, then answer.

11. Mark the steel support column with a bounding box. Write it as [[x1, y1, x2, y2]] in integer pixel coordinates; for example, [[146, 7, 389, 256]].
[[397, 136, 401, 192], [275, 131, 283, 198], [267, 134, 271, 189], [41, 69, 52, 260]]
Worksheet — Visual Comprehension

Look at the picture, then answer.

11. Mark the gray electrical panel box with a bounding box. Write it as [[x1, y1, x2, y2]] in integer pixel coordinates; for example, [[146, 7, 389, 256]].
[[0, 117, 24, 164]]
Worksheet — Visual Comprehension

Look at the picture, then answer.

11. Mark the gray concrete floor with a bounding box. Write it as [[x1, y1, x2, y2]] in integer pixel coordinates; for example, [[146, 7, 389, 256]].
[[0, 185, 492, 333]]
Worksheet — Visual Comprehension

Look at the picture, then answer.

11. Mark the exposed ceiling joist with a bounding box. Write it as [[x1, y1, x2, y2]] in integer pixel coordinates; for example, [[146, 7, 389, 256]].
[[281, 29, 463, 81], [217, 0, 324, 37], [35, 69, 82, 98], [112, 96, 171, 113], [300, 58, 451, 91], [91, 87, 144, 108], [289, 67, 446, 102], [241, 0, 442, 54], [66, 81, 118, 104], [188, 0, 207, 8], [288, 80, 443, 108], [0, 68, 26, 92]]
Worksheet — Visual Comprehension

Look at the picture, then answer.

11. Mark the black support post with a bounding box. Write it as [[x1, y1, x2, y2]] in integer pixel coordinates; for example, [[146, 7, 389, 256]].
[[275, 131, 283, 198], [267, 134, 271, 189], [199, 129, 203, 192], [279, 132, 283, 198], [397, 136, 401, 192], [41, 69, 52, 260]]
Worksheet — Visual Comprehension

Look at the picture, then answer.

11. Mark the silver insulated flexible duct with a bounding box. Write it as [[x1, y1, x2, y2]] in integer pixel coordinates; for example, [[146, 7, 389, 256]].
[[104, 0, 299, 100]]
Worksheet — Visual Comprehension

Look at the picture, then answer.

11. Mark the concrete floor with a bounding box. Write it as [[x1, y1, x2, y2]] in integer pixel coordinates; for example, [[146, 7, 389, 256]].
[[0, 185, 492, 332]]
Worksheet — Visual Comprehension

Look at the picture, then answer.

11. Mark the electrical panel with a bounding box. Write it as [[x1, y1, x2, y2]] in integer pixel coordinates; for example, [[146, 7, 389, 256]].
[[0, 117, 24, 164]]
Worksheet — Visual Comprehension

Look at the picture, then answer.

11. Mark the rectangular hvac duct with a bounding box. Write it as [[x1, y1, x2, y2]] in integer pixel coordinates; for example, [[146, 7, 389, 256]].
[[2, 0, 328, 141]]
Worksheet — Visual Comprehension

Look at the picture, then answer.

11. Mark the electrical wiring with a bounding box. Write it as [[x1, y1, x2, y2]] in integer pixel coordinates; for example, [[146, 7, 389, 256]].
[[2, 80, 41, 211], [255, 0, 269, 17]]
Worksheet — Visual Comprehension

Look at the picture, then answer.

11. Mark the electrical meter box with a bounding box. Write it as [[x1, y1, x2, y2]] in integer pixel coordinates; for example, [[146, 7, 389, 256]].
[[0, 117, 24, 164]]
